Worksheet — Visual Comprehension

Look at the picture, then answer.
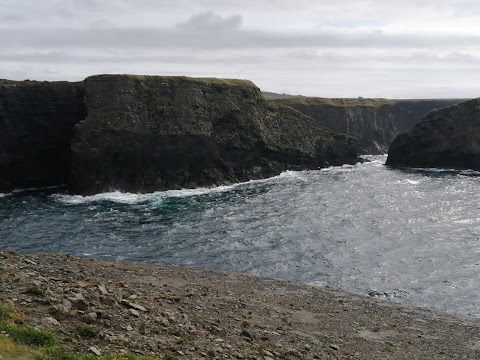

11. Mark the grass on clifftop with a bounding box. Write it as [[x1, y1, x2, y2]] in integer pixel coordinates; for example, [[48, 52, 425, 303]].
[[270, 97, 393, 107], [0, 304, 155, 360], [121, 74, 257, 88]]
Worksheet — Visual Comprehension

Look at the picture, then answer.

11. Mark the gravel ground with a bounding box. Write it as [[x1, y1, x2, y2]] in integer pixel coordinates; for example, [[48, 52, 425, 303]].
[[1, 251, 480, 359]]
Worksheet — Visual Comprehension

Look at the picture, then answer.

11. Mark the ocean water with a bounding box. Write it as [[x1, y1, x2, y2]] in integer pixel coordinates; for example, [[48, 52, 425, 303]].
[[1, 155, 480, 317]]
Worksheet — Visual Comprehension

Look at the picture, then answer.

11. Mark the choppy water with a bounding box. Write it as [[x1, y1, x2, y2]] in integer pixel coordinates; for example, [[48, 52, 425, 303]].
[[1, 155, 480, 317]]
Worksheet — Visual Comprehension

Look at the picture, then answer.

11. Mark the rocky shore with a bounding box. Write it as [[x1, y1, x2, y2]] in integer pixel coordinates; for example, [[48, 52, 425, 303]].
[[1, 251, 480, 359]]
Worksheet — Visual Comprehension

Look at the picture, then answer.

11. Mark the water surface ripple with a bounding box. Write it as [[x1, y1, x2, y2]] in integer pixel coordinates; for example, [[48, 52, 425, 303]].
[[1, 155, 480, 317]]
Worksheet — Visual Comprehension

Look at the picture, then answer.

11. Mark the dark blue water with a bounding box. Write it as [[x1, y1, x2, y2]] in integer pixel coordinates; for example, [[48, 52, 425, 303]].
[[2, 155, 480, 317]]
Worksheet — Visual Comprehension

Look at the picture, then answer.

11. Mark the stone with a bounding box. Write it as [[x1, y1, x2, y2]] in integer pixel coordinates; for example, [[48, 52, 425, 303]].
[[72, 299, 88, 311], [51, 304, 71, 320], [129, 309, 140, 317], [98, 285, 109, 295], [43, 316, 60, 327], [120, 299, 147, 312], [89, 346, 101, 356], [80, 312, 97, 324]]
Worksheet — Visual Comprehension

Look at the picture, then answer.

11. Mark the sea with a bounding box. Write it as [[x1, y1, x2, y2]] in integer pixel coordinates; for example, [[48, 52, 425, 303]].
[[1, 155, 480, 318]]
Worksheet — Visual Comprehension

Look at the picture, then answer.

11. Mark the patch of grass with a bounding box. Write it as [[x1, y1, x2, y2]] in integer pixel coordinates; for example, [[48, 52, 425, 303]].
[[0, 323, 57, 347], [0, 304, 16, 322], [25, 286, 44, 296], [35, 346, 76, 360], [35, 346, 155, 360], [0, 335, 42, 359], [76, 324, 98, 338], [121, 74, 256, 89], [0, 304, 25, 325], [270, 97, 393, 107], [164, 353, 179, 360]]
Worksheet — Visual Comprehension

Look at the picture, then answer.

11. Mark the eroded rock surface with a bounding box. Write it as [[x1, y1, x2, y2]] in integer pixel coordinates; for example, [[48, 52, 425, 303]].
[[270, 98, 463, 154], [69, 75, 356, 194], [0, 80, 85, 192], [386, 98, 480, 170]]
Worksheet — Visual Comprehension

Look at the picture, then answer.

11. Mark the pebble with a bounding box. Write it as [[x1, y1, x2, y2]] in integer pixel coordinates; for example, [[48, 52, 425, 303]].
[[80, 312, 97, 324], [98, 285, 109, 295], [129, 309, 140, 317]]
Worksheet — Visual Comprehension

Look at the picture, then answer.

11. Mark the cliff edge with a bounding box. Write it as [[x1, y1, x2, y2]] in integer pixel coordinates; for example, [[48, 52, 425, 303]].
[[270, 98, 463, 155], [69, 75, 356, 195], [386, 98, 480, 170], [0, 80, 85, 192]]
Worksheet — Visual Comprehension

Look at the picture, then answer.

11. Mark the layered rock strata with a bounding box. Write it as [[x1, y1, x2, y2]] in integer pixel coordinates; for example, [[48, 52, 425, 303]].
[[69, 75, 357, 194], [270, 98, 463, 154]]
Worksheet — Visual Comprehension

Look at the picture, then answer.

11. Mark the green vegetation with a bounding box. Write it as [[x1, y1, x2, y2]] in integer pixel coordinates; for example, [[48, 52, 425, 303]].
[[164, 353, 179, 360], [34, 346, 153, 360], [0, 304, 16, 322], [270, 97, 393, 107], [0, 304, 154, 360], [25, 286, 45, 296], [122, 74, 256, 88], [0, 323, 56, 346], [75, 324, 98, 338]]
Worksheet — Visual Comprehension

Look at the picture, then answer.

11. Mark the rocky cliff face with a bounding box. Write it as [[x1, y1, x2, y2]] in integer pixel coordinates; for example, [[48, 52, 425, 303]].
[[386, 99, 480, 170], [269, 98, 463, 154], [69, 75, 357, 194], [0, 80, 85, 192]]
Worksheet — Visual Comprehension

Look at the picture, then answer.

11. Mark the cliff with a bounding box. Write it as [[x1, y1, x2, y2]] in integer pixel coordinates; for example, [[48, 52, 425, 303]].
[[69, 75, 356, 194], [386, 98, 480, 170], [0, 80, 85, 192], [269, 98, 463, 154]]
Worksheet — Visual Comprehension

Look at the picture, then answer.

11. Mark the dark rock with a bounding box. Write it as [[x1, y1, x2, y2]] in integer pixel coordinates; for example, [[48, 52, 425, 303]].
[[269, 98, 463, 155], [69, 75, 357, 194], [386, 98, 480, 170], [0, 79, 86, 192]]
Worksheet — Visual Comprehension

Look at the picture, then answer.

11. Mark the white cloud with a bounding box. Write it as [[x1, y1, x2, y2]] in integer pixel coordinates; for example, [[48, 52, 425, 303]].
[[1, 0, 480, 98]]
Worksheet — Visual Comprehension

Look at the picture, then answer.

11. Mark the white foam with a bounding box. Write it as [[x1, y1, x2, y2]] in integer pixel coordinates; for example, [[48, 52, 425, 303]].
[[52, 176, 280, 205], [405, 179, 421, 185], [51, 161, 372, 205]]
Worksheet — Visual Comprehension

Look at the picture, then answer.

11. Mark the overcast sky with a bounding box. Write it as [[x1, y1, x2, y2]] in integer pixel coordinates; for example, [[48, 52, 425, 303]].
[[2, 0, 480, 98]]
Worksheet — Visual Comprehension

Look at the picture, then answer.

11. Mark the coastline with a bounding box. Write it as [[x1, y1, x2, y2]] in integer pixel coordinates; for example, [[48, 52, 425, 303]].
[[1, 251, 480, 359]]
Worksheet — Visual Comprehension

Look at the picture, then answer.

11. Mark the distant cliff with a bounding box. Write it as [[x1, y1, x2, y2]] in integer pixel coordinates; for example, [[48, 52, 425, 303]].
[[386, 98, 480, 170], [69, 75, 356, 194], [269, 98, 463, 154], [0, 80, 85, 192]]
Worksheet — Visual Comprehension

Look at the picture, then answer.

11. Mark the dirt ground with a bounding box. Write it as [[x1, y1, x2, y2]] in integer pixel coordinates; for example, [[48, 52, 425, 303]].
[[1, 250, 480, 359]]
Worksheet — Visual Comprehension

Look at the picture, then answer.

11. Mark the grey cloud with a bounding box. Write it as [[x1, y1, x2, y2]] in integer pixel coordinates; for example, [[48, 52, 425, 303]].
[[177, 12, 242, 32], [2, 13, 480, 52]]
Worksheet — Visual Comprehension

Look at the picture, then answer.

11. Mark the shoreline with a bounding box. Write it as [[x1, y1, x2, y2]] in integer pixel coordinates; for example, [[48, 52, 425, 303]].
[[1, 251, 480, 359]]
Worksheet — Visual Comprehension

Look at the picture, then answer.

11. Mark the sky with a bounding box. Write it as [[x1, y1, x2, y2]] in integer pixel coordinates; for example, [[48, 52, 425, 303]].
[[2, 0, 480, 98]]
